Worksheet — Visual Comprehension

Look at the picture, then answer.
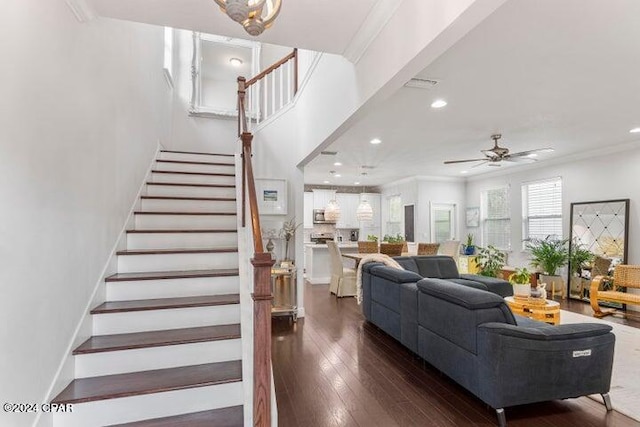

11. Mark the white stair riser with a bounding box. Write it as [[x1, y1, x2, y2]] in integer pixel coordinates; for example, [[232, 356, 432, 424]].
[[52, 381, 243, 427], [107, 276, 240, 301], [127, 232, 238, 250], [135, 214, 237, 230], [151, 172, 235, 186], [141, 198, 237, 213], [155, 161, 234, 174], [118, 252, 238, 273], [75, 339, 242, 378], [146, 184, 236, 199], [159, 152, 235, 163], [93, 305, 240, 335]]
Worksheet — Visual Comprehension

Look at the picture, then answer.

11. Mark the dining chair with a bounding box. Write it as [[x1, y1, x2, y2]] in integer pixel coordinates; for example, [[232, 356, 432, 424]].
[[357, 241, 378, 254], [417, 243, 440, 255], [439, 240, 461, 263], [327, 241, 357, 297]]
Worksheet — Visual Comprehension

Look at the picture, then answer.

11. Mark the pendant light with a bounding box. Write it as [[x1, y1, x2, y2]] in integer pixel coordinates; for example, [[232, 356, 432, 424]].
[[357, 185, 373, 222], [325, 198, 341, 222]]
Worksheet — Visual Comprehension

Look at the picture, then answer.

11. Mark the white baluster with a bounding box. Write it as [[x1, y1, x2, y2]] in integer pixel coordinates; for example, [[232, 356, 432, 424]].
[[279, 66, 284, 109], [271, 71, 276, 115], [263, 74, 268, 121]]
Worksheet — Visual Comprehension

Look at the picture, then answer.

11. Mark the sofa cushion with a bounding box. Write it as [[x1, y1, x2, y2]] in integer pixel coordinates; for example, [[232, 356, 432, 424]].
[[447, 278, 489, 292], [392, 257, 420, 274], [460, 274, 514, 297], [414, 256, 460, 279], [418, 278, 511, 312], [370, 265, 422, 283], [478, 322, 613, 341]]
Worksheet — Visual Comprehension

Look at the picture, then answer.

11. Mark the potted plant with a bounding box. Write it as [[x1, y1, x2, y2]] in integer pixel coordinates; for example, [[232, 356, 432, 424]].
[[381, 233, 405, 256], [509, 267, 532, 298], [367, 234, 379, 242], [526, 236, 569, 298], [475, 245, 506, 277], [464, 233, 476, 255], [280, 217, 301, 262]]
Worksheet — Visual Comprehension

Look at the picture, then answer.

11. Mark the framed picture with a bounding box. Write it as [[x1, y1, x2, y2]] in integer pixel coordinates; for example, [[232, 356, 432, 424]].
[[256, 179, 288, 215], [466, 207, 480, 227]]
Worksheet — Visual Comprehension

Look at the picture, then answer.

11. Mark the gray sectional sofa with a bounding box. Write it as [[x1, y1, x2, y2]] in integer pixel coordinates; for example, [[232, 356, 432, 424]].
[[361, 255, 615, 426]]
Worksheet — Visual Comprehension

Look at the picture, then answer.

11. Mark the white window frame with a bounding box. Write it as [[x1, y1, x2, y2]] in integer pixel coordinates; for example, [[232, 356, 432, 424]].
[[189, 32, 261, 118], [386, 195, 402, 236], [481, 186, 511, 250], [522, 177, 563, 246], [430, 202, 457, 243], [163, 27, 174, 88]]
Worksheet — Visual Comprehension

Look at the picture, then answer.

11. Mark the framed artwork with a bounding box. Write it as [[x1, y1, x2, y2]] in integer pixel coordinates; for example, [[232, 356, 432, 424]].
[[466, 207, 480, 227], [256, 179, 287, 215]]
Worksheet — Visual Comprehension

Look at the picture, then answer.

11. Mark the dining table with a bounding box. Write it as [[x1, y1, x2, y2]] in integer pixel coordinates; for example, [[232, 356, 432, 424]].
[[342, 252, 411, 268]]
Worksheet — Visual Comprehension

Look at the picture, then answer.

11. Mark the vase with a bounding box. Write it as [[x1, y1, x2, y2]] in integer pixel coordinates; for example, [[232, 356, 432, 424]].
[[513, 283, 531, 298], [266, 238, 275, 259]]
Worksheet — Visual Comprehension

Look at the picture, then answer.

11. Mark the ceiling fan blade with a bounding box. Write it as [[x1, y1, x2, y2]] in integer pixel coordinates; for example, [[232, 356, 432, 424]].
[[503, 156, 537, 163], [444, 158, 488, 164], [471, 161, 489, 168], [487, 163, 502, 167], [508, 148, 554, 158]]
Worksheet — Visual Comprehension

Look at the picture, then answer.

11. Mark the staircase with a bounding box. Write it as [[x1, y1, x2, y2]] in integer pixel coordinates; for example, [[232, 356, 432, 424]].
[[51, 150, 245, 426]]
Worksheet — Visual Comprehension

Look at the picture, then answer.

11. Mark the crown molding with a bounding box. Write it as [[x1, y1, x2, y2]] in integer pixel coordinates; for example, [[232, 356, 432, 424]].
[[64, 0, 96, 23], [342, 0, 403, 64]]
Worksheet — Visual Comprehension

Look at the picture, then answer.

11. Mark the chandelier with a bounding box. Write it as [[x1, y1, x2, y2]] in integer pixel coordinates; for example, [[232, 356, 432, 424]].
[[325, 199, 341, 222], [213, 0, 282, 36], [356, 197, 373, 222]]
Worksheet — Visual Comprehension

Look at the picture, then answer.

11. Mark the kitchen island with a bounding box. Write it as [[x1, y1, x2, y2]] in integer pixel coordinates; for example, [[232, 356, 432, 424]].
[[304, 242, 359, 285]]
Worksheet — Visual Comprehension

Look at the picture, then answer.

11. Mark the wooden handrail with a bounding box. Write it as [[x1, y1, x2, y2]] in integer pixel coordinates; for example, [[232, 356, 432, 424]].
[[242, 133, 264, 254], [246, 48, 297, 89]]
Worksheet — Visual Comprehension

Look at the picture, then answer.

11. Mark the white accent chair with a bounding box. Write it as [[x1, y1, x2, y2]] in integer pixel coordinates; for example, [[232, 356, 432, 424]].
[[327, 241, 357, 297], [439, 240, 461, 263]]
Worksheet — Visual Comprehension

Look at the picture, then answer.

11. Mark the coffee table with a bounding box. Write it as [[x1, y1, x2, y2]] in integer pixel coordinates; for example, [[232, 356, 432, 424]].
[[505, 296, 561, 325]]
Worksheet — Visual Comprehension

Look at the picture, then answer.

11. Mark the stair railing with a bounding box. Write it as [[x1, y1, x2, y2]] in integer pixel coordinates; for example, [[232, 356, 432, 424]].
[[236, 48, 297, 427]]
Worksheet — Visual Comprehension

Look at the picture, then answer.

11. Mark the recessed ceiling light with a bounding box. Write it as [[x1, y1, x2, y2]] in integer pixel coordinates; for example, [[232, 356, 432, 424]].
[[630, 127, 640, 133], [335, 174, 341, 178], [370, 138, 382, 145], [460, 170, 468, 174], [333, 162, 342, 166], [323, 180, 330, 184], [431, 99, 447, 109], [229, 57, 243, 67], [354, 181, 360, 185]]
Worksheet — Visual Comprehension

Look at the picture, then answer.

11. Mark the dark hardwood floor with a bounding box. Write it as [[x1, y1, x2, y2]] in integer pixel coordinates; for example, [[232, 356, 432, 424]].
[[272, 282, 640, 427]]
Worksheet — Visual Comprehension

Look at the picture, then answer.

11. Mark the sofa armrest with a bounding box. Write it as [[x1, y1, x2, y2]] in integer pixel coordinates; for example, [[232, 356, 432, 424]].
[[475, 322, 615, 408], [370, 265, 422, 284], [460, 274, 513, 297]]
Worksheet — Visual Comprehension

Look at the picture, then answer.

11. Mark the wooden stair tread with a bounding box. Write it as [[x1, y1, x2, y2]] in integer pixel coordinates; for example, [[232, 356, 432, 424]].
[[140, 196, 236, 201], [156, 159, 234, 167], [91, 294, 240, 314], [160, 150, 234, 157], [108, 406, 243, 427], [151, 170, 234, 177], [116, 248, 238, 256], [134, 211, 236, 216], [74, 324, 241, 354], [126, 229, 237, 234], [105, 269, 239, 282], [146, 182, 235, 188], [52, 361, 242, 404]]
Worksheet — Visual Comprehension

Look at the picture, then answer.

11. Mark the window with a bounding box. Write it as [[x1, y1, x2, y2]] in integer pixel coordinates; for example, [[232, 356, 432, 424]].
[[481, 187, 511, 249], [522, 178, 562, 242], [386, 195, 402, 236], [163, 27, 174, 87], [430, 203, 456, 243]]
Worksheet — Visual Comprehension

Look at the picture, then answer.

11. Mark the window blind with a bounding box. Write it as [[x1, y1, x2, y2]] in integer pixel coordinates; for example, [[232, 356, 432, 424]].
[[482, 187, 511, 249], [523, 178, 562, 241]]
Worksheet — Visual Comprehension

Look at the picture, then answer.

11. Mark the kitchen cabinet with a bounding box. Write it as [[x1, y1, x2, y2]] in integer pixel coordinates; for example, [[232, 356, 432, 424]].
[[312, 189, 336, 210], [336, 193, 360, 229], [303, 192, 314, 228]]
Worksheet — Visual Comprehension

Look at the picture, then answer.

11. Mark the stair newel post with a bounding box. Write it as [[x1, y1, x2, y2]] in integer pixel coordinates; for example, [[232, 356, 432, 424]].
[[237, 76, 247, 136], [251, 252, 274, 427]]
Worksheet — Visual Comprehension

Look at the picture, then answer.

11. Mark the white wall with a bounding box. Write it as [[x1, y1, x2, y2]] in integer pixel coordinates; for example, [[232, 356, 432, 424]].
[[0, 2, 172, 426], [465, 146, 640, 270], [381, 177, 466, 242]]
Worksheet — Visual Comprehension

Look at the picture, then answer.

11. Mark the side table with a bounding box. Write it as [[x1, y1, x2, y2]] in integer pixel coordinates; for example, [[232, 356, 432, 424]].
[[505, 296, 560, 325], [271, 267, 297, 322]]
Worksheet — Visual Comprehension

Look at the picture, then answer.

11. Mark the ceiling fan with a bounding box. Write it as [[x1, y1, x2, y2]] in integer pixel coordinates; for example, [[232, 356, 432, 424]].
[[444, 134, 554, 167]]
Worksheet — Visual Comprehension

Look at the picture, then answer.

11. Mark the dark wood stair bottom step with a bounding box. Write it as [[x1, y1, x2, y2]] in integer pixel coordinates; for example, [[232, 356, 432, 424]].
[[157, 159, 234, 167], [133, 211, 236, 216], [52, 361, 242, 404], [74, 324, 241, 355], [151, 170, 234, 177], [116, 248, 238, 256], [146, 182, 235, 188], [108, 405, 243, 427], [140, 196, 236, 201], [125, 229, 237, 234], [91, 294, 240, 314], [105, 268, 239, 282]]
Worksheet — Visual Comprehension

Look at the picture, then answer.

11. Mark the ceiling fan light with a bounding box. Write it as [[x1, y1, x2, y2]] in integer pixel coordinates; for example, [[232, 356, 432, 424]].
[[356, 199, 373, 222], [325, 199, 341, 221], [214, 0, 281, 36]]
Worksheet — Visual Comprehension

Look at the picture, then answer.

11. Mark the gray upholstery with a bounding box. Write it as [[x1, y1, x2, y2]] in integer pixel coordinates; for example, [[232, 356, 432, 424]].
[[360, 260, 615, 424]]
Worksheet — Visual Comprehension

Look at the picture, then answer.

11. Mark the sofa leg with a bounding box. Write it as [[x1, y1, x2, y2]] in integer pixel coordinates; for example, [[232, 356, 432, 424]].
[[602, 393, 613, 411], [495, 408, 507, 427]]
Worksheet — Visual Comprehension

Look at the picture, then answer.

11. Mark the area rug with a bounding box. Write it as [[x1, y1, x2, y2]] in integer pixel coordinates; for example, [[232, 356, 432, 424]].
[[560, 310, 640, 421]]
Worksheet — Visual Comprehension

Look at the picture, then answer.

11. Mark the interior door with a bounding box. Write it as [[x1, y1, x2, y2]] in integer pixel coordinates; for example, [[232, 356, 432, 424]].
[[431, 203, 456, 243], [404, 204, 415, 242]]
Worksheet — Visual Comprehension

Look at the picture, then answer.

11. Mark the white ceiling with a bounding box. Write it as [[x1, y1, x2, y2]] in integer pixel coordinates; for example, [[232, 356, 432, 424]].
[[86, 0, 380, 54], [304, 0, 640, 186]]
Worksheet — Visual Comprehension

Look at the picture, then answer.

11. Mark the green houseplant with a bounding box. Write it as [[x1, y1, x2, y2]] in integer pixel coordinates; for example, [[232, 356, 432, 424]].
[[367, 234, 379, 242], [464, 233, 476, 255], [508, 267, 532, 298], [475, 245, 506, 277], [568, 241, 594, 297], [382, 233, 405, 243], [526, 236, 569, 299]]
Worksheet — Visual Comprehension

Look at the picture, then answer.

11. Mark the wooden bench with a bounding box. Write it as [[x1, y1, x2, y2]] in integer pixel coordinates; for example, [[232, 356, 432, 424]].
[[590, 264, 640, 318]]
